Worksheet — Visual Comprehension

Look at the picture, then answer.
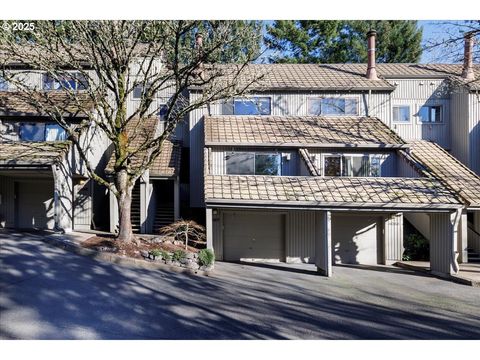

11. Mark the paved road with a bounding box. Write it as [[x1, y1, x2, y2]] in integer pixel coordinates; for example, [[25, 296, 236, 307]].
[[1, 230, 480, 339]]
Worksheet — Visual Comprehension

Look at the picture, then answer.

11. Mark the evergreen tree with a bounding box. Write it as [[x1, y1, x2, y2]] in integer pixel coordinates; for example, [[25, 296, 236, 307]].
[[265, 20, 422, 63]]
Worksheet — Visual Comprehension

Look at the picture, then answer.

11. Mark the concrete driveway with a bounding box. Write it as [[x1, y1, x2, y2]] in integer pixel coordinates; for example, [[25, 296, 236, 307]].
[[1, 230, 480, 339]]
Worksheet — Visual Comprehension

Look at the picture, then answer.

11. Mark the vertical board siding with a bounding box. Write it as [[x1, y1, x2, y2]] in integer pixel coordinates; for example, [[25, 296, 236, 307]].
[[430, 212, 455, 275], [212, 211, 223, 260], [450, 87, 470, 166], [0, 175, 15, 228], [384, 213, 404, 262], [286, 210, 316, 263], [397, 153, 422, 178], [469, 93, 480, 175]]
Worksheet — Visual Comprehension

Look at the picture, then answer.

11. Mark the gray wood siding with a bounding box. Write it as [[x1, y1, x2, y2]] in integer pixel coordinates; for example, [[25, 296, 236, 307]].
[[389, 79, 451, 148], [286, 210, 316, 263], [0, 175, 15, 228], [450, 87, 470, 167], [384, 213, 404, 263], [397, 153, 422, 178], [430, 212, 457, 275], [469, 93, 480, 175]]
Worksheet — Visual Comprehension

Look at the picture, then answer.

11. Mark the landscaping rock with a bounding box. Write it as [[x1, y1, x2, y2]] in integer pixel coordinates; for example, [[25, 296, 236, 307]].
[[173, 240, 183, 246], [186, 261, 199, 270], [186, 252, 195, 260], [150, 237, 164, 244]]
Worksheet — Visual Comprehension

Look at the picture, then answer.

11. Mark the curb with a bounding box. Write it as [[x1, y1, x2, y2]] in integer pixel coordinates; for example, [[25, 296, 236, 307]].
[[394, 262, 479, 287], [42, 234, 213, 277]]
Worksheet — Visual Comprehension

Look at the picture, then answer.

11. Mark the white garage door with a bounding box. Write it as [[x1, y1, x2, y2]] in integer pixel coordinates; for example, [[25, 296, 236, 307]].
[[223, 212, 285, 262], [332, 215, 381, 265], [17, 180, 55, 229]]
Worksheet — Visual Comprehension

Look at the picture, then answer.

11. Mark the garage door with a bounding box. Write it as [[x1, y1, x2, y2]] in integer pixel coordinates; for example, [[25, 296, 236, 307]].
[[332, 215, 381, 265], [17, 180, 55, 229], [223, 212, 285, 262]]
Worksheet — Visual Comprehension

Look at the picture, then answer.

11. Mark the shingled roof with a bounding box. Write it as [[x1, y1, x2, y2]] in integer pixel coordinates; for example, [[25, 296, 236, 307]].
[[205, 116, 405, 148], [192, 63, 480, 92], [149, 138, 181, 178], [407, 140, 480, 208], [0, 92, 94, 117], [0, 141, 70, 167], [204, 175, 461, 210]]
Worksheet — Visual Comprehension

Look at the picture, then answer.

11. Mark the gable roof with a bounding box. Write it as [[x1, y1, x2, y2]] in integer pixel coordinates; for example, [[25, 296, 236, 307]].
[[407, 140, 480, 208], [205, 115, 405, 148], [149, 138, 181, 178], [0, 141, 70, 167], [204, 175, 461, 210]]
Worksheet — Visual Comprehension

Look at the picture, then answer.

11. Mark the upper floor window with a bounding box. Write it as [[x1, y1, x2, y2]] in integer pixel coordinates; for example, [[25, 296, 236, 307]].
[[323, 153, 382, 177], [418, 105, 442, 123], [393, 105, 410, 123], [133, 83, 154, 99], [308, 97, 358, 116], [0, 77, 8, 91], [226, 151, 281, 175], [43, 73, 88, 91], [233, 97, 271, 115], [19, 122, 66, 141]]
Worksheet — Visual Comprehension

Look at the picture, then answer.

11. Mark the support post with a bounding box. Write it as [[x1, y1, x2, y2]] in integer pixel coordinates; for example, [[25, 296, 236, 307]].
[[458, 210, 468, 263], [174, 177, 180, 220], [109, 185, 118, 234], [52, 163, 73, 233], [430, 210, 461, 276], [206, 207, 213, 250], [139, 170, 149, 234], [383, 213, 404, 265], [315, 210, 332, 277]]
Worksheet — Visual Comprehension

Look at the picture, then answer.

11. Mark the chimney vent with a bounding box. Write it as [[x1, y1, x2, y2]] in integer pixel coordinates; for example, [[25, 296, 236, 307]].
[[462, 31, 475, 81], [366, 30, 378, 80]]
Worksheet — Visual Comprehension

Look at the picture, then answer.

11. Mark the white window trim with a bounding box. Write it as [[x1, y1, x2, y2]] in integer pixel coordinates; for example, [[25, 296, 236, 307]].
[[225, 150, 282, 176], [392, 104, 411, 124], [321, 153, 383, 177], [307, 96, 360, 117], [416, 104, 444, 125]]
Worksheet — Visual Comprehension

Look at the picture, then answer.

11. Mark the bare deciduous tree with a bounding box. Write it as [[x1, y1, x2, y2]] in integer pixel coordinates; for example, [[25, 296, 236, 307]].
[[160, 219, 206, 250], [0, 20, 263, 241]]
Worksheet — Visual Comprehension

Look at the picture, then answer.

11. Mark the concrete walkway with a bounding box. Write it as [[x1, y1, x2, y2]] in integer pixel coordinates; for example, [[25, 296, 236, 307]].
[[396, 261, 480, 287]]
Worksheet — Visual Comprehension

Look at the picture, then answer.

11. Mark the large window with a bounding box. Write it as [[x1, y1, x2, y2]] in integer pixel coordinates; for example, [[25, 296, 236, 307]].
[[393, 105, 410, 123], [226, 152, 281, 175], [19, 123, 66, 141], [308, 97, 358, 116], [323, 154, 381, 177], [233, 97, 271, 115], [418, 105, 442, 123], [43, 73, 88, 91]]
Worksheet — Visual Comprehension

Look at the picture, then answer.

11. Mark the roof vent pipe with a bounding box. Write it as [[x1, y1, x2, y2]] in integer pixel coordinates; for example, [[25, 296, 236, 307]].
[[462, 31, 475, 81], [366, 30, 379, 80]]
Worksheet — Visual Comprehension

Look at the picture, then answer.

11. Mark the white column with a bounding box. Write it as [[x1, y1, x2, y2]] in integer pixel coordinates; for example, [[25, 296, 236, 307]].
[[430, 210, 461, 276], [109, 185, 118, 234], [315, 210, 332, 277], [206, 208, 213, 250]]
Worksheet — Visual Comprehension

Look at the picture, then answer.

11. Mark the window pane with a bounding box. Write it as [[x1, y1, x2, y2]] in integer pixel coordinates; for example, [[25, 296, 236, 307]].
[[226, 152, 254, 175], [418, 106, 430, 122], [393, 106, 410, 122], [352, 156, 369, 176], [234, 97, 271, 115], [45, 124, 67, 141], [431, 106, 441, 123], [370, 156, 382, 177], [344, 99, 358, 115], [158, 105, 168, 121], [307, 98, 322, 115], [324, 156, 341, 176], [20, 123, 45, 141], [255, 154, 281, 175], [321, 98, 345, 115], [0, 77, 8, 91]]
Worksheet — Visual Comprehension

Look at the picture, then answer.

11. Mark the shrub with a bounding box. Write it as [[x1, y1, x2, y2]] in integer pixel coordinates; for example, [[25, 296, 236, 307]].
[[160, 250, 171, 261], [149, 249, 162, 257], [160, 220, 206, 250], [172, 249, 187, 262], [403, 233, 429, 261], [198, 249, 215, 267]]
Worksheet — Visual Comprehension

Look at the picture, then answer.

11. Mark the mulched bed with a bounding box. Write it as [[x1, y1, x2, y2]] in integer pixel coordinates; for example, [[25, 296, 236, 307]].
[[81, 234, 200, 260]]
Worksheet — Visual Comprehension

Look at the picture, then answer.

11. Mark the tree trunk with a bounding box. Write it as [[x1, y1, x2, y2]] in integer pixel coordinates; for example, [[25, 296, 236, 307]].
[[115, 170, 134, 242]]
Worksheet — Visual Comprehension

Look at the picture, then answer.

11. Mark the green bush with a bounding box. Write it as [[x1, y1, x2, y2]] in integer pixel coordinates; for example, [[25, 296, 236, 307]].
[[149, 249, 162, 257], [198, 249, 215, 267], [160, 250, 171, 261], [403, 233, 429, 261], [172, 249, 187, 262]]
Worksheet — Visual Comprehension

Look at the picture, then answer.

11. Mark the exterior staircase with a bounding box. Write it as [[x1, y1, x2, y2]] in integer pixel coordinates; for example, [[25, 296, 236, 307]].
[[467, 248, 480, 263], [131, 183, 141, 233], [153, 204, 175, 233]]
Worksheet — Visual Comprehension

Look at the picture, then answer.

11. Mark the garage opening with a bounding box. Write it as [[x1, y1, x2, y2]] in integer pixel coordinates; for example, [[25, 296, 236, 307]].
[[223, 211, 285, 262]]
